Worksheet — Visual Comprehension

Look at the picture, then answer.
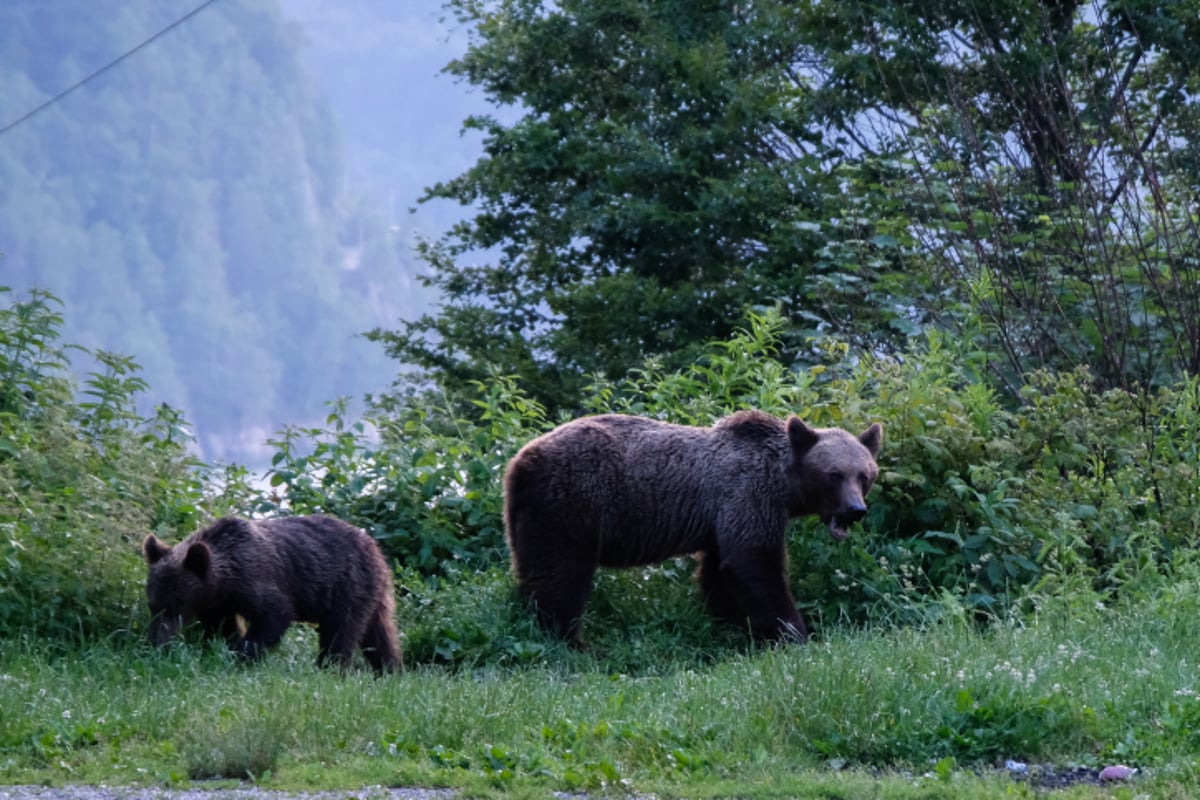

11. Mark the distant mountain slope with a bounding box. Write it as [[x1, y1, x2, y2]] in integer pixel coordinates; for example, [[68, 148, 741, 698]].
[[279, 0, 493, 238], [0, 0, 424, 463]]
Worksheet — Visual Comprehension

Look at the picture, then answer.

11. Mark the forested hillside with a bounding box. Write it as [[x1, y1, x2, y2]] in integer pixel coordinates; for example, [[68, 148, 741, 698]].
[[0, 0, 427, 462], [280, 0, 492, 240]]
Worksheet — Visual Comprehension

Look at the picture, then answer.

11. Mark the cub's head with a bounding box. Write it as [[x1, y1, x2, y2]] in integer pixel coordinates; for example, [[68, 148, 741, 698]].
[[786, 418, 883, 540], [142, 534, 216, 647]]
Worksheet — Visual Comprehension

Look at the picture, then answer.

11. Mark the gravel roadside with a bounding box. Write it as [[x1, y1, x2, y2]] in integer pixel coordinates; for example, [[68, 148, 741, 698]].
[[0, 788, 460, 800]]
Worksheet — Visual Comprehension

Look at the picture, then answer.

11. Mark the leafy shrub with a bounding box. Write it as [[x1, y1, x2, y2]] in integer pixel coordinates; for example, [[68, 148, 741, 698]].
[[0, 288, 226, 642], [1014, 369, 1200, 594], [800, 342, 1200, 626], [583, 310, 820, 424], [258, 373, 547, 574]]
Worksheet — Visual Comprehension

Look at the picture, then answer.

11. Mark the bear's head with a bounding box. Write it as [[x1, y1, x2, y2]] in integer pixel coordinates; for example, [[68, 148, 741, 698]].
[[786, 418, 882, 540], [143, 534, 217, 647]]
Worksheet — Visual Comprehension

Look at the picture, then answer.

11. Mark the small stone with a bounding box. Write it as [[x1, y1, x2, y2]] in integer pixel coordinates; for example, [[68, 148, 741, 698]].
[[1099, 764, 1136, 781]]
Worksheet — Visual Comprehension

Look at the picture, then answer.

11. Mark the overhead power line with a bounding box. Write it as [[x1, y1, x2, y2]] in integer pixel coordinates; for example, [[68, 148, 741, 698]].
[[0, 0, 222, 138]]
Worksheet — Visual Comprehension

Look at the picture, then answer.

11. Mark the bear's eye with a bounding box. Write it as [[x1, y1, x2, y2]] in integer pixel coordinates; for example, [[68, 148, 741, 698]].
[[829, 470, 843, 483]]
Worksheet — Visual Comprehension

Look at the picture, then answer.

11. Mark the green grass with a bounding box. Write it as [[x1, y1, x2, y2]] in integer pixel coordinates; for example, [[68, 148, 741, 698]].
[[3, 571, 1200, 798]]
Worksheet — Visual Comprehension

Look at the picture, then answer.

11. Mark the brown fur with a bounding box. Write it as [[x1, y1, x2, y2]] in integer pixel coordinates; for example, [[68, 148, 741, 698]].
[[142, 515, 401, 673], [504, 410, 882, 646]]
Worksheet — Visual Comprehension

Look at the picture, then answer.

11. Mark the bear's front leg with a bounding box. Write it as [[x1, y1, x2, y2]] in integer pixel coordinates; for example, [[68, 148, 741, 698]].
[[721, 544, 808, 642], [511, 546, 598, 648], [199, 610, 243, 648], [696, 549, 741, 623], [233, 613, 292, 662]]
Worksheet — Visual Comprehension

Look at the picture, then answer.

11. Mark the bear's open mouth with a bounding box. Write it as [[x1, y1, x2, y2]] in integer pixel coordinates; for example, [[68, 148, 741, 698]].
[[825, 516, 851, 541], [825, 515, 864, 542]]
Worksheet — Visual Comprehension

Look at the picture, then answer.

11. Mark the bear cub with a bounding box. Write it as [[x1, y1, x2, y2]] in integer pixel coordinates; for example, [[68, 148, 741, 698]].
[[504, 410, 882, 646], [143, 514, 401, 673]]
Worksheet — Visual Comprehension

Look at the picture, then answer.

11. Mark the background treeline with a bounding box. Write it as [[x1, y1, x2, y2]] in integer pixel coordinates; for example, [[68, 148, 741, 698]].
[[0, 0, 428, 461]]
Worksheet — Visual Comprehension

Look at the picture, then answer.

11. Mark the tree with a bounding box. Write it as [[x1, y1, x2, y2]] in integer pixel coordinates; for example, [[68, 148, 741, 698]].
[[382, 0, 1200, 409], [792, 0, 1200, 391], [375, 0, 927, 410]]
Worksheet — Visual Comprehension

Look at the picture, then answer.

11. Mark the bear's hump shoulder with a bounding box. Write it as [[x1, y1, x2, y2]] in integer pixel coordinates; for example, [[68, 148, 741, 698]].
[[714, 409, 786, 440], [192, 516, 257, 547]]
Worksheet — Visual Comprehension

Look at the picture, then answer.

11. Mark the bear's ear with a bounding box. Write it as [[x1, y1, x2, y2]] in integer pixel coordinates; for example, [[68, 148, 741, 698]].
[[786, 416, 821, 453], [182, 541, 212, 578], [143, 534, 171, 565], [859, 423, 883, 456]]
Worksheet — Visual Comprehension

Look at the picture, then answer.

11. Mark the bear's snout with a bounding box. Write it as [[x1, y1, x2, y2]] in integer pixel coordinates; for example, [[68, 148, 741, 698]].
[[149, 613, 181, 647], [840, 502, 867, 523]]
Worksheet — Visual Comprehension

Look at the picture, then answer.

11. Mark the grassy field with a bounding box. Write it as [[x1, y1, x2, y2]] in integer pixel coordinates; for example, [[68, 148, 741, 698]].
[[3, 569, 1200, 799]]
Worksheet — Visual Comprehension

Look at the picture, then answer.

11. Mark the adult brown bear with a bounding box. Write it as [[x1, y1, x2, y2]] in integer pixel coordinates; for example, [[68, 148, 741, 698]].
[[504, 410, 882, 646], [142, 515, 401, 673]]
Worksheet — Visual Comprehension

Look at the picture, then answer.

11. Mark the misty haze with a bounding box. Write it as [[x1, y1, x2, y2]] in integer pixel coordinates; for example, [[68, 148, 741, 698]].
[[0, 0, 485, 466]]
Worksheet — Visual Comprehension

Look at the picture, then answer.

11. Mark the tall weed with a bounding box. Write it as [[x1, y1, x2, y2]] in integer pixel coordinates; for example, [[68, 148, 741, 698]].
[[584, 310, 820, 422]]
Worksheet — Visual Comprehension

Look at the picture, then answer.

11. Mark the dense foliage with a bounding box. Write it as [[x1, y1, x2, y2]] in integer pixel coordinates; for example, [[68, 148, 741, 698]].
[[4, 279, 1199, 675], [0, 287, 254, 642], [261, 309, 1200, 666], [380, 0, 1200, 411], [0, 0, 422, 460]]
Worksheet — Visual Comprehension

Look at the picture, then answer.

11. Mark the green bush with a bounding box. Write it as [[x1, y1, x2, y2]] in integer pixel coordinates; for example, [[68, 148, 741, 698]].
[[0, 287, 227, 642], [582, 310, 820, 424], [796, 342, 1200, 627], [258, 373, 548, 574], [1015, 369, 1200, 594]]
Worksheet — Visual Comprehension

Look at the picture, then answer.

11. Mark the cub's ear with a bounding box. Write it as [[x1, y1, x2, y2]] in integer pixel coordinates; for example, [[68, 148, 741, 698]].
[[182, 541, 212, 577], [859, 423, 883, 456], [786, 416, 821, 453], [143, 534, 171, 565]]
